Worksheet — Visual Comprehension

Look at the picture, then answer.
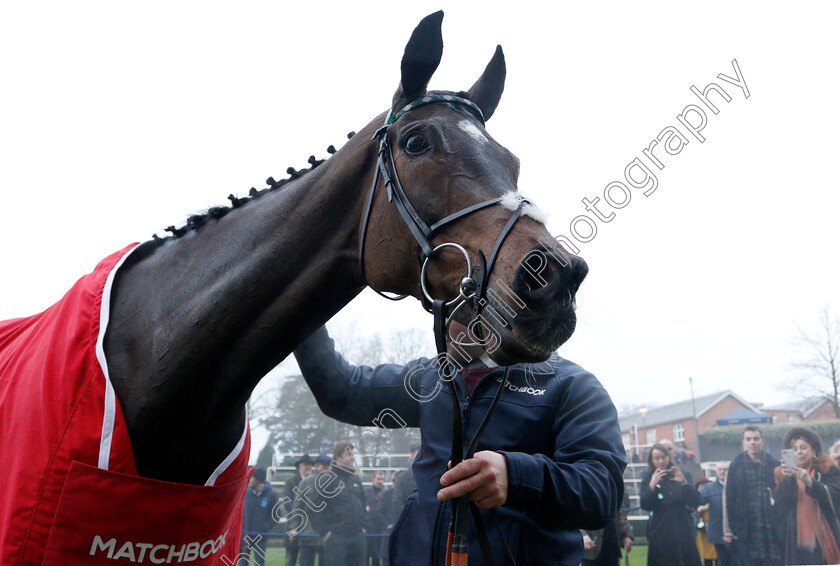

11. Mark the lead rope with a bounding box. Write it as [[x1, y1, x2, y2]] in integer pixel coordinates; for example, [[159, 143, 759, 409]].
[[434, 300, 516, 566]]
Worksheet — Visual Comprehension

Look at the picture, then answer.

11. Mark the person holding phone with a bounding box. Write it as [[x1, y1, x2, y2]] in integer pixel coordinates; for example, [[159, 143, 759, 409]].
[[640, 443, 702, 566], [773, 427, 840, 565]]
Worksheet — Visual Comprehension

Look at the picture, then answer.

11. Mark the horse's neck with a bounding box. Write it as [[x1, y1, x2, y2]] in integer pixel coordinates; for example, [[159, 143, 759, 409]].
[[105, 132, 376, 484]]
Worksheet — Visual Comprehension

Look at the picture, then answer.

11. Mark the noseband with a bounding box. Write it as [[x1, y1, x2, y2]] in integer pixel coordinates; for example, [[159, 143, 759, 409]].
[[358, 95, 521, 566]]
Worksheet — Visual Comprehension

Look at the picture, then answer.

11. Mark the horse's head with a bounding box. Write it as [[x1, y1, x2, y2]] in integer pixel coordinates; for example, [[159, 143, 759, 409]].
[[361, 12, 588, 366]]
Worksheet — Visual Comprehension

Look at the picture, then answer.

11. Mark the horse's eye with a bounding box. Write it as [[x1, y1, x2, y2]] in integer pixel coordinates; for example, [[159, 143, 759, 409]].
[[405, 134, 429, 155]]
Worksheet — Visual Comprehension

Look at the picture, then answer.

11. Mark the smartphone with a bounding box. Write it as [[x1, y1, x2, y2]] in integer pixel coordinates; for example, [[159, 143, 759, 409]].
[[781, 449, 795, 468]]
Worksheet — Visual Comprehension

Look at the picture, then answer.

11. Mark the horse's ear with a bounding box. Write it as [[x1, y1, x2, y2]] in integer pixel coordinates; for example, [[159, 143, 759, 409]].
[[466, 45, 506, 121], [392, 11, 444, 112]]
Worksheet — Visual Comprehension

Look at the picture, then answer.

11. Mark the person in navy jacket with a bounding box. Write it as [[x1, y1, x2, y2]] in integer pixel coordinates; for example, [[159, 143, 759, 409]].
[[293, 323, 626, 565], [699, 461, 732, 566], [242, 466, 281, 566]]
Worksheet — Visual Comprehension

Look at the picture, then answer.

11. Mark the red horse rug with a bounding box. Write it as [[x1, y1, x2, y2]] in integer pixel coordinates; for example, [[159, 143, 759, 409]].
[[0, 245, 251, 565]]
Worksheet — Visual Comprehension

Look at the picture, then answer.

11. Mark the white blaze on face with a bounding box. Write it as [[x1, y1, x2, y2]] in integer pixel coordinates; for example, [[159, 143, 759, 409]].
[[458, 120, 488, 145], [456, 120, 547, 224], [500, 191, 549, 224]]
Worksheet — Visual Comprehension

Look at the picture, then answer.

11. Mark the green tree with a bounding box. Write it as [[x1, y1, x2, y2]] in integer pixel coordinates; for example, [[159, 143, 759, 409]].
[[254, 326, 431, 459], [257, 378, 357, 455], [256, 434, 277, 468]]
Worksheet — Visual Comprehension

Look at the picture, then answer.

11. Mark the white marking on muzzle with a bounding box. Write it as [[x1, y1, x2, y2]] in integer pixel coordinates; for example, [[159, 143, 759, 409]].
[[499, 191, 549, 224]]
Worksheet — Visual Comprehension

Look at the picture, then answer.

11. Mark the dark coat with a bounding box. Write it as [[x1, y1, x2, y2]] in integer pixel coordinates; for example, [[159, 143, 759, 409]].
[[640, 469, 702, 566], [726, 451, 780, 541], [378, 487, 395, 528], [285, 473, 304, 497], [309, 466, 367, 538], [292, 472, 322, 545], [390, 467, 417, 527], [242, 483, 281, 534], [699, 479, 726, 544], [378, 487, 396, 559], [364, 484, 387, 534], [581, 509, 633, 566], [294, 326, 626, 566], [773, 455, 840, 564]]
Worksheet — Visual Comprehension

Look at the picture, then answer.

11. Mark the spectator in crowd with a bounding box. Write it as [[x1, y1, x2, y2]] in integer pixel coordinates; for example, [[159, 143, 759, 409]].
[[661, 439, 694, 486], [365, 470, 387, 566], [726, 426, 782, 566], [699, 461, 732, 566], [376, 476, 395, 566], [284, 454, 314, 566], [659, 439, 677, 459], [695, 478, 717, 566], [309, 441, 367, 566], [242, 466, 281, 566], [390, 444, 420, 527], [581, 507, 633, 566], [773, 427, 840, 565], [294, 323, 626, 565], [829, 439, 840, 466], [291, 453, 331, 566], [640, 442, 702, 566]]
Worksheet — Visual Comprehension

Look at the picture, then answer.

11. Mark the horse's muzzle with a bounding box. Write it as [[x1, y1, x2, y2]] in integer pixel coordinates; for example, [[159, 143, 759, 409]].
[[489, 244, 588, 360], [514, 244, 588, 308]]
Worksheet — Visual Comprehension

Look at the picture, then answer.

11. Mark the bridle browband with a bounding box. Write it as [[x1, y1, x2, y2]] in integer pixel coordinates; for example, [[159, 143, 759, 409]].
[[358, 94, 522, 566]]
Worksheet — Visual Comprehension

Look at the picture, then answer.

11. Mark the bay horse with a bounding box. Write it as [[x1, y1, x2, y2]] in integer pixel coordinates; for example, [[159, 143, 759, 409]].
[[105, 10, 586, 485], [0, 10, 586, 564]]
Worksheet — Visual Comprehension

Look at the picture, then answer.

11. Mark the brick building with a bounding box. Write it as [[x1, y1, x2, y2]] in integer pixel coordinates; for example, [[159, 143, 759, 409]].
[[619, 390, 760, 456], [763, 397, 838, 424]]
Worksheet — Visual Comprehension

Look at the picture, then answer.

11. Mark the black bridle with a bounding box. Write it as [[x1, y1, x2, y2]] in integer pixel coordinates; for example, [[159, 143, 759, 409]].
[[359, 94, 533, 332], [358, 95, 522, 566]]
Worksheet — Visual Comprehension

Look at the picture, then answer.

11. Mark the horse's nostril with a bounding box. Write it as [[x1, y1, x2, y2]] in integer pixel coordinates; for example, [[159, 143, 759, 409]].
[[569, 257, 589, 294], [513, 248, 588, 304]]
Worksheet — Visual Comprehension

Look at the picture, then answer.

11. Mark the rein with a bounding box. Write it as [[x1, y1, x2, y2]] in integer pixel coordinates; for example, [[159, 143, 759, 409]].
[[358, 95, 522, 565]]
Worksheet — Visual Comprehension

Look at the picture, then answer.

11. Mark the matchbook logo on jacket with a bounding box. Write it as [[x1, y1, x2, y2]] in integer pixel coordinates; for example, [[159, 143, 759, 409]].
[[496, 376, 546, 396]]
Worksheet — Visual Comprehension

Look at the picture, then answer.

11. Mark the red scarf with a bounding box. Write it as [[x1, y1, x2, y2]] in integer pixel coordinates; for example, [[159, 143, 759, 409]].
[[796, 467, 840, 563]]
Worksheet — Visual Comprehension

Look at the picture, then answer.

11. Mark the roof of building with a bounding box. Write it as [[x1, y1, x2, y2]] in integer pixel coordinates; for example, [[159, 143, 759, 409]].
[[763, 396, 833, 419], [619, 390, 759, 431], [715, 406, 773, 426]]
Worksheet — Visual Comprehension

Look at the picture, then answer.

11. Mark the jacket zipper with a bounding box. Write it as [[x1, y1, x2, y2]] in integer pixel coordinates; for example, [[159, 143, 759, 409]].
[[458, 367, 507, 453], [461, 367, 505, 416]]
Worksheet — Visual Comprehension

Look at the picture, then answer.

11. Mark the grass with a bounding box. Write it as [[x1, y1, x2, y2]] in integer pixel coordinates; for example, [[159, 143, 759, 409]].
[[254, 543, 650, 565], [262, 547, 284, 565], [627, 544, 648, 565]]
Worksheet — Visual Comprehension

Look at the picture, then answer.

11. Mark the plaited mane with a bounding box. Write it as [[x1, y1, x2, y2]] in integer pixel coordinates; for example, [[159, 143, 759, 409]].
[[150, 132, 356, 242]]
